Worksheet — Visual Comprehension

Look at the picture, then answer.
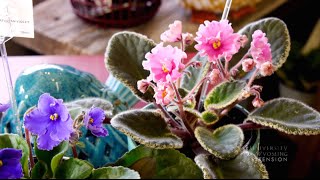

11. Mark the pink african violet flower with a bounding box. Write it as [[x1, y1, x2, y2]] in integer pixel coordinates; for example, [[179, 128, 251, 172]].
[[182, 33, 194, 46], [142, 43, 186, 83], [252, 98, 264, 108], [160, 20, 182, 43], [195, 20, 241, 62], [242, 58, 255, 72], [154, 83, 175, 106], [249, 30, 272, 67], [259, 61, 274, 76]]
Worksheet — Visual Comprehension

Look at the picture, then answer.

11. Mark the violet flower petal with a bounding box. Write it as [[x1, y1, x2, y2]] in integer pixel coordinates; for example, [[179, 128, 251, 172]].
[[89, 107, 105, 127], [0, 148, 23, 179], [0, 103, 11, 113], [37, 131, 61, 151], [24, 109, 51, 136], [89, 125, 109, 137]]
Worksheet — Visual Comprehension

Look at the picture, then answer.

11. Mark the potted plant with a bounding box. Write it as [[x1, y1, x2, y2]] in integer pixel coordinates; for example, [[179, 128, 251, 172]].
[[1, 16, 320, 180]]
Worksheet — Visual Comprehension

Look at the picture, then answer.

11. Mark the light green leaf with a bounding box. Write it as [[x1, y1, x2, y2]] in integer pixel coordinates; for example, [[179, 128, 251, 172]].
[[91, 167, 140, 179], [195, 125, 244, 160], [204, 81, 246, 110], [111, 110, 183, 149], [195, 151, 268, 179], [0, 134, 30, 178], [105, 32, 156, 102], [181, 53, 210, 91], [233, 17, 291, 79], [34, 141, 69, 177], [246, 98, 320, 135], [114, 145, 203, 179], [54, 158, 93, 179]]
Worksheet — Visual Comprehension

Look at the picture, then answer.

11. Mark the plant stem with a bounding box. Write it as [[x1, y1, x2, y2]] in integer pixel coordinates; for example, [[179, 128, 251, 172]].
[[172, 83, 194, 137], [238, 122, 264, 131], [72, 146, 78, 158], [25, 128, 35, 169], [182, 77, 208, 102], [230, 53, 249, 76], [217, 59, 226, 79], [154, 102, 181, 128], [247, 69, 259, 88], [225, 60, 229, 76]]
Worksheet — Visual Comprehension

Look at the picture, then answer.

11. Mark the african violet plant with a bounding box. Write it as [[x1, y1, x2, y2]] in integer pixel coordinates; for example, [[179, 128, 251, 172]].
[[104, 17, 320, 179], [0, 95, 140, 179]]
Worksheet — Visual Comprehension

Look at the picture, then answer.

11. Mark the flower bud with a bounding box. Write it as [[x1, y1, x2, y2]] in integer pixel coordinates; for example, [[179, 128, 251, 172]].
[[193, 61, 202, 68], [209, 69, 221, 85], [182, 33, 194, 46], [242, 58, 255, 72], [239, 35, 248, 47], [137, 79, 150, 93], [260, 61, 274, 76], [252, 98, 264, 108]]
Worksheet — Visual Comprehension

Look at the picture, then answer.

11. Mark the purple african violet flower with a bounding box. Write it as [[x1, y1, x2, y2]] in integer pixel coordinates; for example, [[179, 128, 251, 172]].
[[24, 93, 74, 151], [0, 148, 23, 179], [84, 107, 108, 137], [0, 103, 11, 113]]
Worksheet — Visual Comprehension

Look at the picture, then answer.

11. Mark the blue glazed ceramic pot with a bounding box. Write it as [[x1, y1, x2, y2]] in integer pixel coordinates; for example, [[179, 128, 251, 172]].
[[0, 64, 135, 167]]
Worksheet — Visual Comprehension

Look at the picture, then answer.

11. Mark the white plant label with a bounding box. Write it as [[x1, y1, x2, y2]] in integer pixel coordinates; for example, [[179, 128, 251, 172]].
[[0, 0, 34, 38]]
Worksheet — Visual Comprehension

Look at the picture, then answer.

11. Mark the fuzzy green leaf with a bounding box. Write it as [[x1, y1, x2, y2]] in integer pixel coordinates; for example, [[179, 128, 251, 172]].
[[181, 53, 210, 91], [34, 141, 69, 177], [55, 158, 93, 179], [105, 32, 156, 102], [195, 125, 244, 159], [0, 134, 30, 177], [195, 151, 268, 179], [233, 17, 291, 79], [91, 167, 140, 179], [114, 145, 203, 179], [201, 111, 219, 125], [111, 110, 183, 149], [246, 98, 320, 135], [204, 81, 246, 110]]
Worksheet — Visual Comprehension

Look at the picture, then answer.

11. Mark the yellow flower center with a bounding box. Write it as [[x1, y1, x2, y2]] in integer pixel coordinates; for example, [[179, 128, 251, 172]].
[[162, 64, 169, 73], [162, 90, 168, 98], [212, 39, 221, 49], [0, 160, 3, 167], [89, 118, 94, 124], [50, 113, 59, 121]]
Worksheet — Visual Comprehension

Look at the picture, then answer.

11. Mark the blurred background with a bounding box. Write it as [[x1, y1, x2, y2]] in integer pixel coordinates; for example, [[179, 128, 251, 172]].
[[2, 0, 320, 178]]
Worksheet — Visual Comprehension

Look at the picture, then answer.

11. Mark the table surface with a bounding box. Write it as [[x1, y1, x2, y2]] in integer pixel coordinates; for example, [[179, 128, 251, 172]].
[[13, 0, 287, 55]]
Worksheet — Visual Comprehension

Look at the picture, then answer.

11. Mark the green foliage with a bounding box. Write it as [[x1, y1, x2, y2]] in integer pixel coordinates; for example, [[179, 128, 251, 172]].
[[91, 167, 140, 179], [105, 32, 156, 102], [55, 158, 93, 179], [114, 145, 203, 179], [195, 151, 268, 179], [204, 81, 246, 110], [34, 141, 69, 177], [246, 98, 320, 135], [111, 110, 183, 149], [31, 162, 48, 179], [0, 134, 30, 177], [195, 125, 244, 160], [201, 111, 219, 125]]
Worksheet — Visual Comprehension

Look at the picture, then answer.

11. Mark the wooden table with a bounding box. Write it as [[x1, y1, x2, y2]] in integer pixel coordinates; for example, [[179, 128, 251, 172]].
[[13, 0, 287, 55]]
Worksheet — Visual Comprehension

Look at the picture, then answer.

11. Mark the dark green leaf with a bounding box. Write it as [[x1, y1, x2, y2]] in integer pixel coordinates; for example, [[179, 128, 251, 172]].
[[195, 125, 244, 159], [55, 158, 93, 179], [0, 134, 30, 177], [31, 162, 48, 179], [115, 145, 203, 179], [91, 167, 140, 179], [204, 81, 246, 109], [105, 32, 156, 102], [233, 17, 291, 79], [34, 141, 69, 177], [195, 151, 268, 179], [246, 98, 320, 135], [111, 110, 183, 149], [181, 53, 210, 91]]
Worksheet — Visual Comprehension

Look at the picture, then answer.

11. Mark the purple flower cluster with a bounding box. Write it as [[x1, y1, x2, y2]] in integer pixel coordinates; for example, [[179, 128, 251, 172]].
[[84, 107, 108, 137], [0, 148, 23, 179]]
